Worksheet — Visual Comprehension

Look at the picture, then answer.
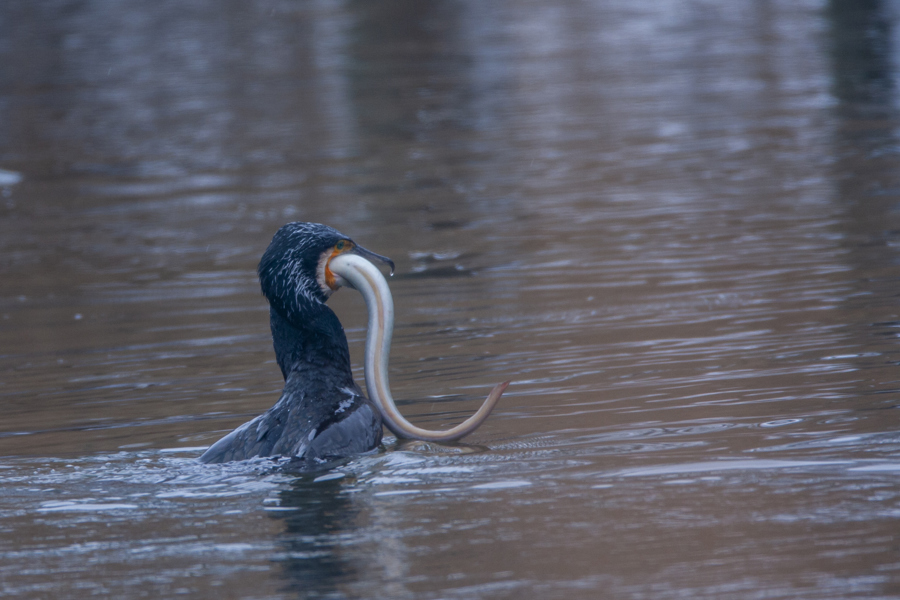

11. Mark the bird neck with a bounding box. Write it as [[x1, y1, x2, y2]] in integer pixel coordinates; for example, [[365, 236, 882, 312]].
[[269, 304, 353, 383]]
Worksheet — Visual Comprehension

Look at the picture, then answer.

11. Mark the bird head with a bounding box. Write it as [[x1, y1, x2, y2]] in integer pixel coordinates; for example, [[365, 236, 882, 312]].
[[258, 222, 394, 323]]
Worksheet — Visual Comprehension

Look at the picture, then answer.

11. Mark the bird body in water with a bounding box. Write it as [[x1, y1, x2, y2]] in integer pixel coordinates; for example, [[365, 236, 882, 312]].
[[201, 222, 508, 464]]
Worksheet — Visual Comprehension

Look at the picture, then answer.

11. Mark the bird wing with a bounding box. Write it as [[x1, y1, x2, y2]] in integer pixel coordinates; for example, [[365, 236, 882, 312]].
[[305, 400, 382, 461], [200, 382, 381, 463]]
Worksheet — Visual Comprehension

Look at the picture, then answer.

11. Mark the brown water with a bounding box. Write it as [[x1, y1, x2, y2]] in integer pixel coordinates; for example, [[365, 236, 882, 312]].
[[2, 0, 900, 598]]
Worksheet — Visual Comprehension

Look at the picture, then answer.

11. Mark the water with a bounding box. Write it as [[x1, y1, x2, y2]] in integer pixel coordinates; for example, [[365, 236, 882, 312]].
[[1, 0, 900, 598]]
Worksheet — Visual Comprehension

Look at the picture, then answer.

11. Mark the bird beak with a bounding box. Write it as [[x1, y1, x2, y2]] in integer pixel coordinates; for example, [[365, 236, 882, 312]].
[[328, 252, 508, 442], [351, 245, 395, 276], [326, 244, 394, 293]]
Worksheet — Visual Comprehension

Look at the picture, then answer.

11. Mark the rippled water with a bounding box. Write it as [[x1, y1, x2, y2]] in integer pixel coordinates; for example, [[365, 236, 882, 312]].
[[2, 0, 900, 598]]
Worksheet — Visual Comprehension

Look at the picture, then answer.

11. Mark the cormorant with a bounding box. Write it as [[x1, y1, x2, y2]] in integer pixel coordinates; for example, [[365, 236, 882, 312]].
[[200, 222, 507, 464]]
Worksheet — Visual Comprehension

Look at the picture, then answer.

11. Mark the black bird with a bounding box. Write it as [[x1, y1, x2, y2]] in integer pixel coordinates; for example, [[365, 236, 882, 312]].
[[200, 222, 508, 464]]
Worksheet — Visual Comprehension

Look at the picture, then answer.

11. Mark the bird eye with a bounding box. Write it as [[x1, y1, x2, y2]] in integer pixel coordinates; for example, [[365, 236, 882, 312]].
[[335, 240, 352, 252]]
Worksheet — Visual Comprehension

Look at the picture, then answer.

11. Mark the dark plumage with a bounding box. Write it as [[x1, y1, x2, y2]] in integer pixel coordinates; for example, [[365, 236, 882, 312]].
[[200, 222, 388, 464]]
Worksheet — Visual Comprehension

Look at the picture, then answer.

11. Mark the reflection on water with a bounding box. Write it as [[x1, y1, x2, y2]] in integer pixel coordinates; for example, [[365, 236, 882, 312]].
[[2, 0, 900, 598], [274, 476, 359, 599]]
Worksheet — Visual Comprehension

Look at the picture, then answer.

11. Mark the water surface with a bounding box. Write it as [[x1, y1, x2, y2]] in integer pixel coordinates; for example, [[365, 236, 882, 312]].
[[1, 0, 899, 598]]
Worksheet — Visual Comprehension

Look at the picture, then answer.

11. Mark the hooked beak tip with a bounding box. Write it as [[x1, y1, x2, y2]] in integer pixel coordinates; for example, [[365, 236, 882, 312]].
[[353, 245, 395, 276]]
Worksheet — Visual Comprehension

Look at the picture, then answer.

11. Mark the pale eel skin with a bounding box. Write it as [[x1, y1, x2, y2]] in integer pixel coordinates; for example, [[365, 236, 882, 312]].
[[329, 252, 509, 441]]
